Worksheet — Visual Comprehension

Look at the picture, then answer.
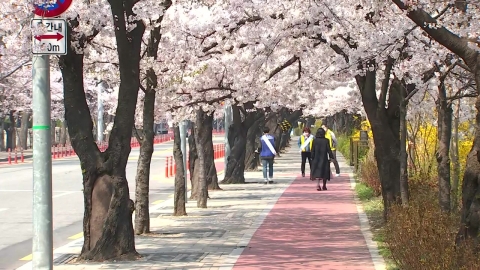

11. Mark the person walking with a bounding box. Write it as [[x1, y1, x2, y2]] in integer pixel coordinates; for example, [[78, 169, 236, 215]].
[[322, 124, 340, 177], [298, 127, 314, 177], [257, 127, 276, 184], [310, 128, 335, 191]]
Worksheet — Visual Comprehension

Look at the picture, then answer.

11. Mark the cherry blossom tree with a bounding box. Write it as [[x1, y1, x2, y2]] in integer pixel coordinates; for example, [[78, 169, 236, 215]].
[[388, 0, 479, 244]]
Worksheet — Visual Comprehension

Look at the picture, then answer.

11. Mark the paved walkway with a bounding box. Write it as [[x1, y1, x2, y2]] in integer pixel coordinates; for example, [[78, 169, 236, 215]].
[[233, 169, 378, 269], [16, 138, 384, 270]]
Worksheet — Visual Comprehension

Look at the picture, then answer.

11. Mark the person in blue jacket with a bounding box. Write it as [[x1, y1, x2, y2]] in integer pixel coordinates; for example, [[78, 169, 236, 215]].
[[256, 127, 277, 184]]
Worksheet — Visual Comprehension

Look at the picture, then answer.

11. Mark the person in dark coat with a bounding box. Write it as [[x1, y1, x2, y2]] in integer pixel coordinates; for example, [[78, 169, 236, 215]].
[[310, 128, 335, 191]]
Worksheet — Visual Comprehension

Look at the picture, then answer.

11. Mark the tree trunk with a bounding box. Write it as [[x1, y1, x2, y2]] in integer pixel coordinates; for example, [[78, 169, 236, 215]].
[[356, 66, 402, 221], [188, 128, 200, 200], [60, 120, 67, 146], [221, 103, 260, 184], [133, 17, 165, 234], [222, 109, 247, 183], [244, 111, 264, 171], [8, 111, 16, 150], [134, 90, 155, 235], [222, 108, 247, 183], [58, 4, 145, 259], [436, 83, 452, 212], [203, 112, 221, 190], [60, 51, 137, 260], [15, 113, 22, 150], [194, 109, 209, 208], [51, 119, 56, 146], [451, 100, 460, 210], [173, 125, 187, 216], [19, 111, 30, 150], [399, 94, 409, 206]]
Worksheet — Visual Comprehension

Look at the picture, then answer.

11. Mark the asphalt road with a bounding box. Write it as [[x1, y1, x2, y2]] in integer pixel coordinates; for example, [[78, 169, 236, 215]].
[[0, 136, 224, 270]]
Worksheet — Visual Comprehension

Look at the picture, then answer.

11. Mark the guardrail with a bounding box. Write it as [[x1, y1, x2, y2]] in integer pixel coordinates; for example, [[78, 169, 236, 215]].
[[0, 133, 175, 165]]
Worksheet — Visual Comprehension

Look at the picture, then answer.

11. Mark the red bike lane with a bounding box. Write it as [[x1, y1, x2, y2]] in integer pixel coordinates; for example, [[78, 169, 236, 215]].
[[232, 174, 376, 270]]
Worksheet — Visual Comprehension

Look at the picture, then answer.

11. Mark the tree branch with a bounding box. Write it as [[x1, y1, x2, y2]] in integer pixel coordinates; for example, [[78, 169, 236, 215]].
[[391, 0, 474, 65], [263, 55, 299, 83], [379, 57, 395, 109]]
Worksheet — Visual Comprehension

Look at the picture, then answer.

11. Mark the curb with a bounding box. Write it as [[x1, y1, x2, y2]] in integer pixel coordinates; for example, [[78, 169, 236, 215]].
[[345, 155, 386, 270]]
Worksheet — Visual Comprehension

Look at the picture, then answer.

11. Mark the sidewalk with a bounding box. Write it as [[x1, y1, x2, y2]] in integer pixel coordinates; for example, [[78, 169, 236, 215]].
[[18, 139, 384, 270]]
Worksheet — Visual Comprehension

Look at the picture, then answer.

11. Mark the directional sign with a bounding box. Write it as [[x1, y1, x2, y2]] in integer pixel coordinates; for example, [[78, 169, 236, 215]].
[[31, 19, 67, 55], [33, 0, 73, 18]]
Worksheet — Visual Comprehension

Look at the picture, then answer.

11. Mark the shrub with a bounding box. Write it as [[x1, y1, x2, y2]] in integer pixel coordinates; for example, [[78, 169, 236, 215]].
[[384, 185, 480, 270], [358, 142, 381, 196], [337, 135, 351, 162]]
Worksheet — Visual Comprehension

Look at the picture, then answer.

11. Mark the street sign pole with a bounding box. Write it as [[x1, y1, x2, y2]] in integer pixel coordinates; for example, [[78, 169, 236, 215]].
[[179, 121, 188, 203], [32, 54, 53, 270], [31, 2, 70, 267]]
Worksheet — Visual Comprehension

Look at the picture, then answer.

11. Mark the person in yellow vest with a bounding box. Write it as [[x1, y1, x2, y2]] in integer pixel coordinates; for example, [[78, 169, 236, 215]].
[[322, 124, 340, 177], [298, 127, 314, 177]]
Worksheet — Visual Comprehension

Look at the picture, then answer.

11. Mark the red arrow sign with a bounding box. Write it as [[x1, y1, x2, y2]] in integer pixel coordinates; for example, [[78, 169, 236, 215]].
[[34, 33, 64, 41]]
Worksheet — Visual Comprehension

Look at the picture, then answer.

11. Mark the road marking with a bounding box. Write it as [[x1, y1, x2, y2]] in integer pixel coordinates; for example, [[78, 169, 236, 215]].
[[152, 200, 164, 205], [68, 232, 84, 240], [19, 254, 32, 261], [52, 191, 78, 198]]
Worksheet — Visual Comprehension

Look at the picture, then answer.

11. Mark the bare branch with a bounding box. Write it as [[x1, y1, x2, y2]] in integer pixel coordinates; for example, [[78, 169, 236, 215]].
[[0, 59, 30, 81], [263, 55, 299, 83]]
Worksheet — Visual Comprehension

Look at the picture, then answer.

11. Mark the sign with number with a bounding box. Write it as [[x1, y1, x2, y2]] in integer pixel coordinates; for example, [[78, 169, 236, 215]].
[[33, 0, 73, 18], [31, 19, 67, 55]]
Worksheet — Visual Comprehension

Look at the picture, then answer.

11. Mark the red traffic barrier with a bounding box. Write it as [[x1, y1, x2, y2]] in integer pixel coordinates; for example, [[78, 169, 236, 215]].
[[21, 148, 24, 163], [165, 157, 170, 178]]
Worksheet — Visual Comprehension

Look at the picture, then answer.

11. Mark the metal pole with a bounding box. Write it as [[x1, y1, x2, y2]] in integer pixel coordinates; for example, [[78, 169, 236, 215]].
[[32, 55, 53, 270], [179, 121, 188, 203], [97, 81, 104, 142], [224, 105, 232, 166]]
